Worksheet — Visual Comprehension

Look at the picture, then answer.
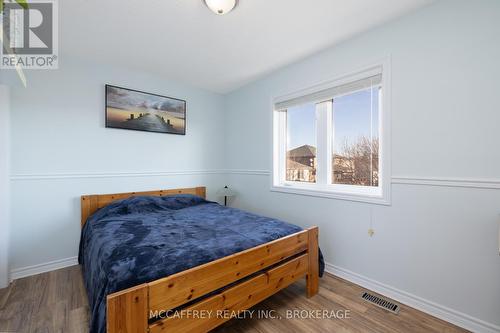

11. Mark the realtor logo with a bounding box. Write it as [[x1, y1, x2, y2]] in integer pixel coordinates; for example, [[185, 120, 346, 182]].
[[1, 0, 58, 69]]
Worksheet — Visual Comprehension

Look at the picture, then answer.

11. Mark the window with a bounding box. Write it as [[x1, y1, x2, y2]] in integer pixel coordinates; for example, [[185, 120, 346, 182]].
[[332, 86, 379, 187], [272, 64, 390, 204]]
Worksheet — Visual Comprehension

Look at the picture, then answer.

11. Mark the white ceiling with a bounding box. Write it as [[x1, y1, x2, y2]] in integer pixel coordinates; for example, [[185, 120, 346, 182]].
[[61, 0, 435, 93]]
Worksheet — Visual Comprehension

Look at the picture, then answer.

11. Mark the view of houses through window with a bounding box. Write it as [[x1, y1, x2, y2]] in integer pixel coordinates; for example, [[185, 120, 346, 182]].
[[286, 103, 317, 183], [285, 86, 379, 187]]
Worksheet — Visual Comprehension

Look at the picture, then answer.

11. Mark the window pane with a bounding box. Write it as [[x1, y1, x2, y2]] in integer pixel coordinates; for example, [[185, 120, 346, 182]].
[[286, 103, 317, 183], [332, 86, 380, 187]]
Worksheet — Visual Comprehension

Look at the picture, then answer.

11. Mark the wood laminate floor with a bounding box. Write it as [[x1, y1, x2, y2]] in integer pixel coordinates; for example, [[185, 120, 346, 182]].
[[0, 265, 468, 333]]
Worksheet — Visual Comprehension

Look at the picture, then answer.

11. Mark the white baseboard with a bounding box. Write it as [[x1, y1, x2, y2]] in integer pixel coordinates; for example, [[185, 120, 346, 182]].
[[325, 263, 500, 333], [10, 256, 79, 281]]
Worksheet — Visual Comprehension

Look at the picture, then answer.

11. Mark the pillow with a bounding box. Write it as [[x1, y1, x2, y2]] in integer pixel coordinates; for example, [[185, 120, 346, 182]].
[[88, 194, 211, 222], [159, 194, 210, 210]]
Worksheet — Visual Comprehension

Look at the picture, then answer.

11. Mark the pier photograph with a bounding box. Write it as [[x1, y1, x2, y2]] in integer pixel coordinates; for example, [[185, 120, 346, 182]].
[[105, 85, 186, 135]]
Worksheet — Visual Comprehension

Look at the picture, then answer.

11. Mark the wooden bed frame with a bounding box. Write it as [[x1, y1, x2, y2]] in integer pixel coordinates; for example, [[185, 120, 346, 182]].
[[81, 186, 319, 333]]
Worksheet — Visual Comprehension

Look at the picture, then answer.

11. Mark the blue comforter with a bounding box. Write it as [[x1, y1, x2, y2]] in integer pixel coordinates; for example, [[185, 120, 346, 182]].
[[78, 194, 324, 333]]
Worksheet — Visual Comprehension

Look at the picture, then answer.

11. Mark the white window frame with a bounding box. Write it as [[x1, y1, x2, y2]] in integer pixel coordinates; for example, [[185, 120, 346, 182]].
[[271, 60, 391, 205]]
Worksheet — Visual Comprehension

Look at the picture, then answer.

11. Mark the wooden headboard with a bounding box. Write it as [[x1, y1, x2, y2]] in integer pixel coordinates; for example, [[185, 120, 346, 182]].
[[80, 186, 206, 227]]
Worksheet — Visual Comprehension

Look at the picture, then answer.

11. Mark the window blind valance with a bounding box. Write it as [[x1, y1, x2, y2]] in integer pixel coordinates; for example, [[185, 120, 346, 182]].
[[275, 72, 382, 111]]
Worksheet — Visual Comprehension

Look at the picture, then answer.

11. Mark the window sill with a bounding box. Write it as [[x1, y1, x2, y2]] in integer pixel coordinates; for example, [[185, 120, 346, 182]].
[[270, 184, 391, 205]]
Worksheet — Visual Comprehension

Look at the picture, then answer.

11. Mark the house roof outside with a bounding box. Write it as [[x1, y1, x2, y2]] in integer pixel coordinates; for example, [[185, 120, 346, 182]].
[[287, 145, 316, 159]]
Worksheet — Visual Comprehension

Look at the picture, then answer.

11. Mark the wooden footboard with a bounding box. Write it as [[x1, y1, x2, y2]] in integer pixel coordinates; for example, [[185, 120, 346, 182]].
[[107, 227, 319, 333]]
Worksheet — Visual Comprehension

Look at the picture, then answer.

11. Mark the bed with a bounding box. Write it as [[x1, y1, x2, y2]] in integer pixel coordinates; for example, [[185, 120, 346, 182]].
[[79, 186, 322, 333]]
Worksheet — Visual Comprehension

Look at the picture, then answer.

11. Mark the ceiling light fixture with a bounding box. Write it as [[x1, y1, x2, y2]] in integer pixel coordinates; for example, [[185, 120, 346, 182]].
[[204, 0, 237, 15]]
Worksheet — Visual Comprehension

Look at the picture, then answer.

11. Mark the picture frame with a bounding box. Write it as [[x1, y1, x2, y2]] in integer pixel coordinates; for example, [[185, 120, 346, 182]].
[[105, 84, 186, 135]]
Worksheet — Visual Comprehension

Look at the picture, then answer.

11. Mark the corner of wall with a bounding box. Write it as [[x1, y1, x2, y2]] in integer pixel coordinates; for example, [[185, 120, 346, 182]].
[[0, 84, 11, 288]]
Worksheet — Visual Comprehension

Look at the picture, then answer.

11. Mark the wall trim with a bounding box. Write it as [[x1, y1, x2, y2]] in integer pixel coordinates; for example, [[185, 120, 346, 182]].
[[10, 170, 500, 190], [10, 256, 79, 281], [10, 170, 226, 181], [225, 169, 271, 176], [325, 262, 500, 333], [391, 176, 500, 190], [226, 170, 500, 190]]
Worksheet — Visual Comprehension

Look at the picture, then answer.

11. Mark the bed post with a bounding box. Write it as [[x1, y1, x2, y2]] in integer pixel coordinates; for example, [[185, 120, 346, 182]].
[[107, 284, 149, 333], [81, 195, 98, 227], [195, 186, 206, 199], [306, 227, 319, 298]]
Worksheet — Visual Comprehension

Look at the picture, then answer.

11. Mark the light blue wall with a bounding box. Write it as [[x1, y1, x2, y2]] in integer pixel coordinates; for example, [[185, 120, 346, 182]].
[[224, 0, 500, 329], [6, 56, 227, 271]]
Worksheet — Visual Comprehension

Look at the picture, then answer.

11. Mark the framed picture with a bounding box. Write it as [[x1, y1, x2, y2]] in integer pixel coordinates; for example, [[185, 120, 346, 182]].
[[105, 85, 186, 135]]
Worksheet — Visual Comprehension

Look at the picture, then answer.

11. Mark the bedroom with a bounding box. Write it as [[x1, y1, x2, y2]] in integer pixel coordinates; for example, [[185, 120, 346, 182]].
[[0, 0, 499, 332]]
